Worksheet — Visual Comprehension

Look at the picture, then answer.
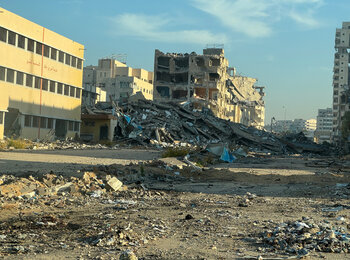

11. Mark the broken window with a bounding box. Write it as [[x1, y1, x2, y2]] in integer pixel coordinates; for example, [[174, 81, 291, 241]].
[[64, 85, 70, 95], [157, 56, 170, 68], [8, 31, 16, 45], [17, 35, 25, 49], [47, 118, 53, 129], [65, 53, 71, 65], [156, 72, 172, 82], [76, 88, 81, 98], [70, 86, 75, 97], [16, 71, 24, 85], [68, 121, 74, 131], [24, 115, 32, 127], [0, 27, 7, 42], [36, 42, 42, 55], [58, 51, 64, 63], [51, 48, 57, 60], [74, 122, 80, 132], [43, 45, 50, 58], [172, 89, 187, 99], [25, 74, 33, 87], [49, 81, 56, 92], [34, 77, 41, 89], [77, 59, 82, 69], [71, 56, 77, 67], [341, 95, 346, 104], [210, 58, 220, 66], [27, 39, 34, 52], [175, 57, 189, 69], [40, 117, 47, 128], [0, 66, 5, 81], [6, 69, 14, 83], [175, 72, 188, 83], [156, 86, 170, 98], [57, 83, 63, 94], [42, 79, 48, 91], [32, 116, 39, 127], [209, 73, 220, 81], [196, 57, 205, 67]]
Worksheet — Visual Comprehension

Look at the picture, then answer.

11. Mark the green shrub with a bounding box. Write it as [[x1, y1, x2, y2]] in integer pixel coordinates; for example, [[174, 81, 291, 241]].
[[161, 147, 190, 158]]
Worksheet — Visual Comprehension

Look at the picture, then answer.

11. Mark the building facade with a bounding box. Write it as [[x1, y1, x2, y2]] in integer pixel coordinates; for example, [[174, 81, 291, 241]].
[[153, 48, 265, 129], [0, 7, 84, 140], [82, 58, 153, 104], [332, 22, 350, 143], [314, 108, 332, 144]]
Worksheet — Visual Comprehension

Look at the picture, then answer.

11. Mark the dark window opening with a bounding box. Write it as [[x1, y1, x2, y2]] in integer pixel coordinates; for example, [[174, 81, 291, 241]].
[[175, 72, 188, 83], [70, 86, 75, 97], [16, 71, 24, 85], [51, 48, 57, 60], [71, 56, 77, 67], [59, 51, 64, 62], [157, 56, 170, 68], [172, 89, 187, 99], [43, 45, 50, 57], [42, 79, 48, 91], [40, 117, 47, 128], [64, 85, 69, 95], [57, 83, 63, 94], [6, 69, 14, 83], [76, 88, 81, 98], [36, 42, 42, 55], [209, 73, 220, 81], [27, 39, 34, 52], [8, 31, 16, 45], [211, 58, 220, 66], [49, 81, 56, 92], [196, 57, 205, 67], [17, 35, 25, 49], [0, 66, 5, 81], [68, 121, 74, 131], [77, 59, 82, 69], [32, 116, 39, 127], [34, 77, 41, 89], [65, 54, 71, 65], [74, 122, 80, 132], [47, 118, 53, 129], [156, 86, 170, 98], [0, 27, 7, 42], [24, 115, 32, 127], [26, 74, 33, 87], [174, 57, 189, 69]]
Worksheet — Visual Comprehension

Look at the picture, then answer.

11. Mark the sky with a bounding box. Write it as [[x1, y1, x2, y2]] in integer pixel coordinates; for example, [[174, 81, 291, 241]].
[[1, 0, 349, 124]]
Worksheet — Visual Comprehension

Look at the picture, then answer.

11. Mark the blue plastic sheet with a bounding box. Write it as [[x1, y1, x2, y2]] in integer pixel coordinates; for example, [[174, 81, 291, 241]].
[[220, 147, 236, 163]]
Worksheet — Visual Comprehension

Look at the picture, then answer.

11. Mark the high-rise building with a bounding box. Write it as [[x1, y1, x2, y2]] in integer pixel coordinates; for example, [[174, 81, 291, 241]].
[[332, 22, 350, 143], [0, 7, 84, 140], [314, 108, 332, 144]]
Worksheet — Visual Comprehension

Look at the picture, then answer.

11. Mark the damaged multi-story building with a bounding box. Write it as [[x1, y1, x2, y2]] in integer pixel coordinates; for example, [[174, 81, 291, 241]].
[[153, 48, 265, 129], [332, 22, 350, 144]]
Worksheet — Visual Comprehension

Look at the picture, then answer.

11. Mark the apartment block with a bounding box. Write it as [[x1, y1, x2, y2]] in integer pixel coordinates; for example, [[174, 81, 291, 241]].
[[314, 108, 332, 144], [154, 48, 265, 129], [0, 7, 84, 140], [82, 58, 153, 104], [332, 22, 350, 143]]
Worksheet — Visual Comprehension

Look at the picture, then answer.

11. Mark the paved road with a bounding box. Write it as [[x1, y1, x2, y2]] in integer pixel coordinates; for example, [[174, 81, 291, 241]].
[[0, 149, 160, 176]]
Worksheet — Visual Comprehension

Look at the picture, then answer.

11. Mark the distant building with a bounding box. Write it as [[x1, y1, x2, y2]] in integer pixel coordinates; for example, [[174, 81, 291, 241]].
[[0, 7, 84, 140], [332, 22, 350, 143], [314, 108, 332, 144], [153, 48, 265, 129], [272, 118, 316, 139], [82, 58, 153, 105]]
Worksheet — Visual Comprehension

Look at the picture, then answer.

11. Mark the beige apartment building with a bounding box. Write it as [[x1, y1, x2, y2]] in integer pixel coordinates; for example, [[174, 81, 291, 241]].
[[154, 48, 265, 129], [83, 58, 153, 104], [332, 22, 350, 143], [0, 7, 84, 140]]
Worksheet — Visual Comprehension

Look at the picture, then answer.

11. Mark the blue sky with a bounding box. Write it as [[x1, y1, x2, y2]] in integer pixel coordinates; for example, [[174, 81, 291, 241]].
[[1, 0, 349, 124]]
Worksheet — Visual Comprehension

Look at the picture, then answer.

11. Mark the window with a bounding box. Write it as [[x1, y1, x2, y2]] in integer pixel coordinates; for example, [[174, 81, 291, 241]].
[[8, 31, 16, 45], [26, 74, 33, 87], [51, 48, 57, 60], [16, 71, 24, 85], [68, 121, 74, 131], [71, 56, 77, 67], [74, 122, 80, 132], [76, 88, 81, 98], [43, 45, 50, 57], [17, 35, 25, 49], [36, 42, 42, 55], [42, 79, 48, 91], [0, 66, 5, 81], [40, 117, 47, 128], [70, 86, 75, 97], [64, 85, 69, 95], [34, 77, 41, 89], [77, 59, 82, 69], [32, 116, 39, 127], [65, 54, 71, 65], [0, 27, 6, 42], [24, 115, 32, 127], [58, 51, 64, 62], [57, 83, 63, 94], [6, 69, 14, 83], [48, 118, 53, 129], [27, 39, 34, 52], [0, 112, 3, 125], [49, 81, 56, 92]]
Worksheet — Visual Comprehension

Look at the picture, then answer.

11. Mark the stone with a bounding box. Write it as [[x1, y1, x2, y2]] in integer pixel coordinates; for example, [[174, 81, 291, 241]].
[[106, 177, 123, 192]]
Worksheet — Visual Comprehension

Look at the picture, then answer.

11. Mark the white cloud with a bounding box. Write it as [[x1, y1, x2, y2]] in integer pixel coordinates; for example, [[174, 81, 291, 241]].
[[110, 13, 228, 45], [191, 0, 323, 38]]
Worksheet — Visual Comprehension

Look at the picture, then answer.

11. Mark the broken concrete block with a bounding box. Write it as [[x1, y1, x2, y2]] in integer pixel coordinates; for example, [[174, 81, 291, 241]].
[[82, 172, 97, 184], [53, 182, 76, 195], [106, 177, 123, 192]]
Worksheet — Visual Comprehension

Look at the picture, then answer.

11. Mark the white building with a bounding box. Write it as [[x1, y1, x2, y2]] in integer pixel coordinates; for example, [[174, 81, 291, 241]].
[[314, 108, 332, 144]]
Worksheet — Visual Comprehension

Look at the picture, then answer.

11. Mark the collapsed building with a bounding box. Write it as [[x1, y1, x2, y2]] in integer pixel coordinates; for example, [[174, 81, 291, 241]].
[[153, 48, 265, 129]]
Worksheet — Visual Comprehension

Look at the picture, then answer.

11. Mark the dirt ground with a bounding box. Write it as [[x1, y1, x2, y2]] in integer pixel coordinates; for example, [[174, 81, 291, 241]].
[[1, 149, 350, 259]]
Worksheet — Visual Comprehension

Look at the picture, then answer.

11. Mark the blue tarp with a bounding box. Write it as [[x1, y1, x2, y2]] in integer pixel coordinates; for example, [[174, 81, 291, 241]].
[[220, 147, 236, 163]]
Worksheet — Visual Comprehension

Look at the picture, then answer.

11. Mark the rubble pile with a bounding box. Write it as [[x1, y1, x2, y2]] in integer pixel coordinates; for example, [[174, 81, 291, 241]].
[[260, 217, 350, 256], [85, 100, 328, 155]]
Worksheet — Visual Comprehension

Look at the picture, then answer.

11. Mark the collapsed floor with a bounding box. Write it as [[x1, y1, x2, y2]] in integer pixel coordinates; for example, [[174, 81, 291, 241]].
[[0, 154, 350, 259]]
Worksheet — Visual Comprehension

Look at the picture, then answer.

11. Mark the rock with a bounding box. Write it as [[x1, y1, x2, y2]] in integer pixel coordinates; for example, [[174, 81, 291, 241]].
[[106, 177, 123, 192], [119, 250, 138, 260]]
